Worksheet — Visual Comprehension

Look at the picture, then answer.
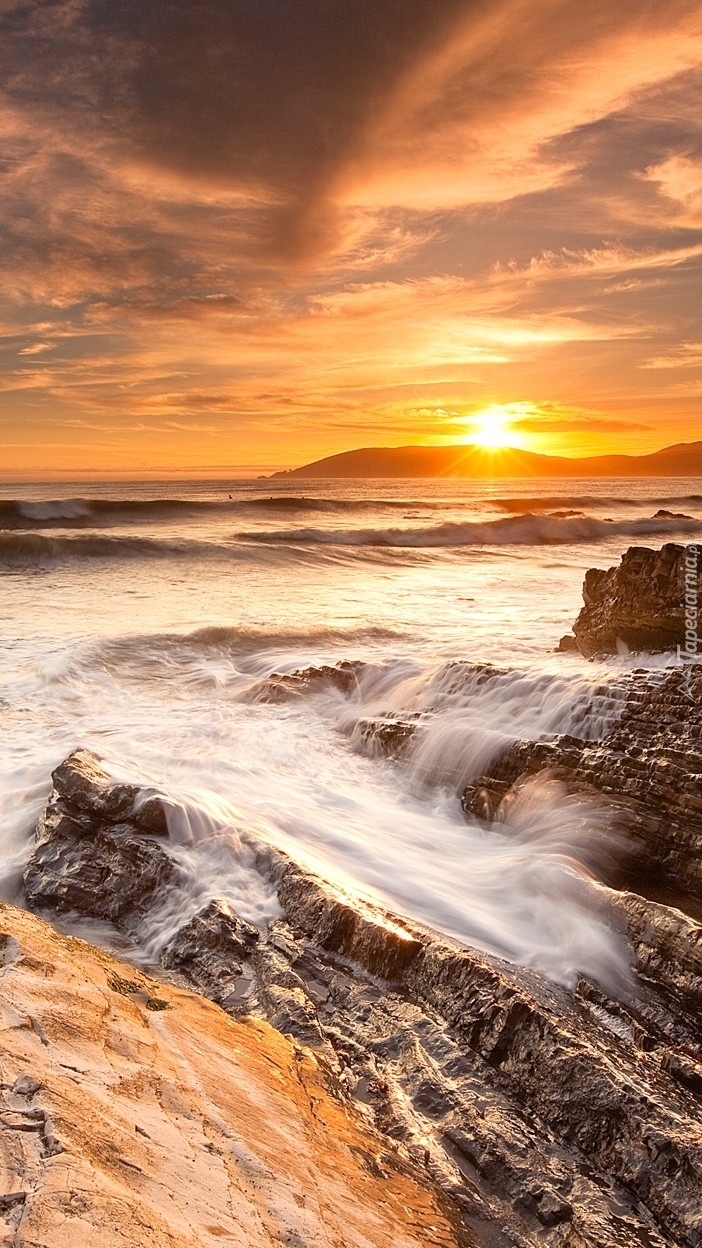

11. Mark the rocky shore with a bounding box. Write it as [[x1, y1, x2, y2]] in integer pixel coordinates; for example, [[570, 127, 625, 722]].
[[9, 543, 702, 1248], [20, 739, 702, 1248], [0, 903, 464, 1248]]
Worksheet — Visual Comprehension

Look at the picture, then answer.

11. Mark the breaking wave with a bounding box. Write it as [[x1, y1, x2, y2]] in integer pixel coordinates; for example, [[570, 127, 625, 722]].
[[3, 492, 701, 530], [0, 531, 230, 564], [240, 512, 702, 548]]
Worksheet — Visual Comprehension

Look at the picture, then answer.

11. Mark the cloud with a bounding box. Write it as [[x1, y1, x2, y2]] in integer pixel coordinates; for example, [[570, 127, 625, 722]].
[[643, 154, 702, 227], [1, 0, 702, 472], [17, 340, 56, 355], [643, 341, 702, 368]]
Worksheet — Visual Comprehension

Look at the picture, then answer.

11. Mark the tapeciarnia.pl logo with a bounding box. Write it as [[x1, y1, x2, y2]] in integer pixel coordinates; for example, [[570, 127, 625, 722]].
[[677, 544, 700, 700]]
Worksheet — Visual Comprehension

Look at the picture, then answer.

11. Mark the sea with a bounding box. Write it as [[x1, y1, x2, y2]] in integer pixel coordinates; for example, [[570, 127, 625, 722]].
[[1, 475, 700, 994]]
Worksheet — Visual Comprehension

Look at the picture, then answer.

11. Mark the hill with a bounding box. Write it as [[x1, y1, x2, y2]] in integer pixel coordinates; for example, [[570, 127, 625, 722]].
[[270, 440, 702, 478]]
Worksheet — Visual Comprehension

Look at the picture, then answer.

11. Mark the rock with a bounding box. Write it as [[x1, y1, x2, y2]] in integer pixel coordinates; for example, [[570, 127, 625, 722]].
[[252, 661, 366, 702], [570, 542, 700, 657], [49, 748, 169, 835], [351, 714, 422, 758], [461, 664, 702, 900], [23, 822, 180, 930], [653, 508, 693, 520], [277, 866, 423, 981], [0, 902, 462, 1248], [23, 749, 179, 931], [555, 632, 579, 652], [160, 897, 259, 1003], [24, 748, 702, 1247]]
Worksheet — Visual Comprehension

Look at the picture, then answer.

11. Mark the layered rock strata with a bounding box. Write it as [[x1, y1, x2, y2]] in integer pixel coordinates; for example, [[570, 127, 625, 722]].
[[462, 664, 702, 903], [560, 542, 701, 658], [22, 749, 702, 1248]]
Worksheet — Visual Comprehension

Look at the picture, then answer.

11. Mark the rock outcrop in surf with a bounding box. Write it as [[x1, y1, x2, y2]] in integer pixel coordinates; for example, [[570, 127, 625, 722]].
[[559, 542, 701, 657]]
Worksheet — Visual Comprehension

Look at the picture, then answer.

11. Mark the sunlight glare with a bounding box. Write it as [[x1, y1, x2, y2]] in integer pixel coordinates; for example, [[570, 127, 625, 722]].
[[469, 405, 516, 450]]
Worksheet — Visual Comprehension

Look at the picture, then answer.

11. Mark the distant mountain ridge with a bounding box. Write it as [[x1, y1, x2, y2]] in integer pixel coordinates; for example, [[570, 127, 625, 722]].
[[271, 440, 702, 478]]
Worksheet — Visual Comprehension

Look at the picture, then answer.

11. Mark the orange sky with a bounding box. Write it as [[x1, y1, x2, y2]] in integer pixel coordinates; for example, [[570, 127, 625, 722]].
[[1, 0, 701, 478]]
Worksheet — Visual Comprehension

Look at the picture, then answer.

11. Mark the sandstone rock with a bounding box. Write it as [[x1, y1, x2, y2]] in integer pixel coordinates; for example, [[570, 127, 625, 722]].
[[571, 542, 701, 657], [0, 902, 463, 1248]]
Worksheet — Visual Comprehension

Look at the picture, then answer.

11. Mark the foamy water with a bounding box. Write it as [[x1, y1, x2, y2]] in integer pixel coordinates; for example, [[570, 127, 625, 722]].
[[1, 475, 696, 990]]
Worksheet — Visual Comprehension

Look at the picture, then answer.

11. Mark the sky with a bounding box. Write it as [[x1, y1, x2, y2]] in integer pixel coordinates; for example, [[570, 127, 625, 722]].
[[1, 0, 702, 478]]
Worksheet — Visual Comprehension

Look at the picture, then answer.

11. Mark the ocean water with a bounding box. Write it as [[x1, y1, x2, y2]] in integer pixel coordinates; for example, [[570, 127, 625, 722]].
[[1, 475, 699, 992]]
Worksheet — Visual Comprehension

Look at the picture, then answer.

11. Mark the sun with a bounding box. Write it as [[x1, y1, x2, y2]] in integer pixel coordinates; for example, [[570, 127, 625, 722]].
[[468, 405, 516, 450]]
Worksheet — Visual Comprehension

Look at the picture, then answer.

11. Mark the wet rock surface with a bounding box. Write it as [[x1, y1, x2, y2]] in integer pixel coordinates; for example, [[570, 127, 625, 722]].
[[23, 747, 702, 1248], [252, 659, 366, 702], [161, 897, 260, 1004], [569, 542, 700, 658], [461, 664, 702, 902], [23, 750, 178, 931]]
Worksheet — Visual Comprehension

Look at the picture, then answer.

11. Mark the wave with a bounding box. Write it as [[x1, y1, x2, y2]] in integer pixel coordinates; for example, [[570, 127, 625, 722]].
[[0, 497, 214, 529], [3, 492, 702, 531], [490, 494, 702, 513], [238, 512, 702, 548], [0, 494, 442, 530], [0, 531, 227, 564]]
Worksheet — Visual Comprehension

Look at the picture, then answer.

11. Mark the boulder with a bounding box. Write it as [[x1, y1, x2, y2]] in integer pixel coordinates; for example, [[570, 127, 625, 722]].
[[571, 542, 700, 657], [23, 749, 178, 931]]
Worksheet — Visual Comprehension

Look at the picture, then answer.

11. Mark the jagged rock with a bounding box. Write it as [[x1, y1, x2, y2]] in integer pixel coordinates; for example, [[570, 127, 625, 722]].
[[253, 660, 366, 702], [23, 822, 180, 929], [278, 867, 423, 981], [50, 748, 169, 835], [23, 749, 178, 931], [251, 870, 702, 1248], [160, 898, 259, 1003], [608, 890, 702, 1032], [461, 665, 702, 899], [23, 748, 702, 1247], [571, 542, 701, 657], [555, 632, 579, 652], [351, 714, 422, 758]]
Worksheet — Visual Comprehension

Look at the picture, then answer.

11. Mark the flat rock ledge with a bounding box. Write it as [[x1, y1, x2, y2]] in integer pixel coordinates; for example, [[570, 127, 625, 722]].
[[21, 748, 702, 1248], [0, 902, 464, 1248]]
